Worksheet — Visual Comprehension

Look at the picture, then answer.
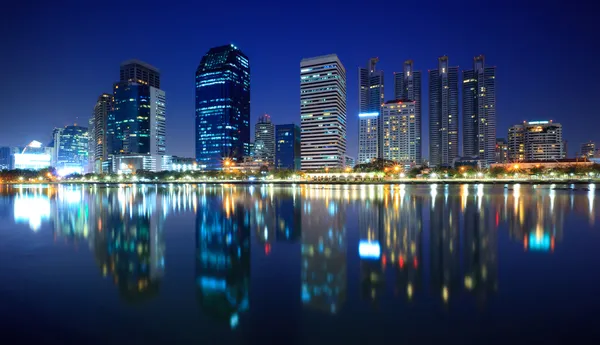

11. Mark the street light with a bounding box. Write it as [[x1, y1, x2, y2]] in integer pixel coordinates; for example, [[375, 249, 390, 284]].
[[394, 165, 400, 172]]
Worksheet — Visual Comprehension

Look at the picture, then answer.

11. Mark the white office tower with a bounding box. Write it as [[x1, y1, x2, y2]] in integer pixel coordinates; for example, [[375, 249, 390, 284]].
[[300, 54, 347, 170], [382, 100, 418, 165]]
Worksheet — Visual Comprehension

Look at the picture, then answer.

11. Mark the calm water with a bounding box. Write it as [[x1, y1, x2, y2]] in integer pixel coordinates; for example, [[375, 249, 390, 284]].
[[1, 183, 599, 344]]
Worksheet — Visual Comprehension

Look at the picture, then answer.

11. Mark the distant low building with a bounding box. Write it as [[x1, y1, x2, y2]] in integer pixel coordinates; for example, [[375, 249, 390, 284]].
[[111, 154, 171, 174], [344, 155, 355, 169], [490, 159, 593, 171], [495, 138, 508, 163], [0, 147, 15, 170], [453, 156, 486, 170], [170, 156, 197, 172], [581, 141, 596, 158], [13, 141, 52, 170]]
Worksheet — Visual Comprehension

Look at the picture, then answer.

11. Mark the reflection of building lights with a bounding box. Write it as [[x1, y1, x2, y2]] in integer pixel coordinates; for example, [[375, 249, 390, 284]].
[[358, 240, 381, 259], [407, 283, 413, 299], [464, 276, 473, 290], [14, 194, 50, 231], [442, 286, 449, 303]]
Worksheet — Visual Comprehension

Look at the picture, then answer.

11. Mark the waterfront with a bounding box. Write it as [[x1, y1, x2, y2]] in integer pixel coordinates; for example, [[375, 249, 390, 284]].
[[1, 183, 599, 344]]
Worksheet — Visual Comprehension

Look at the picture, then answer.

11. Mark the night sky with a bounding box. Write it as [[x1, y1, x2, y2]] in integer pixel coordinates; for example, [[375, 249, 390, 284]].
[[1, 0, 597, 158]]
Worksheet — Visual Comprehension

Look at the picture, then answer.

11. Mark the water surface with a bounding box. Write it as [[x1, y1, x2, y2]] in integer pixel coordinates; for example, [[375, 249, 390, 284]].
[[1, 183, 599, 344]]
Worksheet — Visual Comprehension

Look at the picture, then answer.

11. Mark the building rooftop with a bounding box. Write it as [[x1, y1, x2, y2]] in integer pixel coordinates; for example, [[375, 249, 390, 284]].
[[120, 59, 160, 73]]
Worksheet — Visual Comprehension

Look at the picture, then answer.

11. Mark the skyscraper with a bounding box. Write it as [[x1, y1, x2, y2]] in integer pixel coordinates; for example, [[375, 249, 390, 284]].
[[300, 54, 347, 170], [120, 59, 161, 88], [275, 124, 301, 170], [508, 124, 525, 162], [91, 93, 112, 173], [53, 124, 89, 175], [195, 44, 250, 170], [463, 55, 496, 166], [382, 100, 419, 165], [581, 141, 596, 158], [111, 78, 166, 156], [254, 114, 275, 166], [429, 56, 459, 167], [394, 60, 422, 163], [358, 58, 384, 162]]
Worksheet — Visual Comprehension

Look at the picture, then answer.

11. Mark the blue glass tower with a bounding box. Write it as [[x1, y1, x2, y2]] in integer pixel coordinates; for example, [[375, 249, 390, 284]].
[[195, 44, 250, 170], [275, 124, 301, 170]]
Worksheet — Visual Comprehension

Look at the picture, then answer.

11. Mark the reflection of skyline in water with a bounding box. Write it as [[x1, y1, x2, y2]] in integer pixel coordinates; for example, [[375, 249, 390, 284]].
[[0, 183, 598, 318], [195, 185, 250, 329]]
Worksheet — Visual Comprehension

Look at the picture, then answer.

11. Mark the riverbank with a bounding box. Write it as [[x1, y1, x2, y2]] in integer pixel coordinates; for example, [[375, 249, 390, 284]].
[[2, 178, 599, 186]]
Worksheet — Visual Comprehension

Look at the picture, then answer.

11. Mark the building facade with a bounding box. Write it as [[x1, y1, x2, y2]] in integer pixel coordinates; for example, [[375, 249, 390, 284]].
[[580, 141, 596, 158], [382, 100, 418, 165], [429, 56, 459, 167], [358, 58, 384, 161], [495, 138, 509, 163], [508, 121, 563, 161], [463, 55, 496, 166], [0, 147, 13, 170], [508, 124, 525, 161], [394, 60, 422, 163], [344, 155, 355, 168], [13, 141, 52, 170], [53, 124, 89, 175], [254, 114, 275, 166], [89, 93, 112, 173], [300, 54, 347, 170], [275, 124, 301, 170], [195, 44, 250, 170], [358, 112, 379, 164], [120, 59, 161, 88], [111, 80, 166, 157]]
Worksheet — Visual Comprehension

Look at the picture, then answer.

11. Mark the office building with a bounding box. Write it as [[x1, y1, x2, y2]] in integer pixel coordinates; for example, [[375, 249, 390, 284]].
[[358, 112, 379, 163], [508, 121, 563, 161], [382, 100, 418, 165], [254, 114, 275, 166], [53, 124, 89, 175], [112, 154, 171, 174], [344, 155, 355, 168], [358, 58, 384, 161], [463, 55, 496, 166], [508, 124, 525, 161], [275, 124, 301, 170], [87, 116, 95, 173], [120, 59, 160, 88], [195, 44, 250, 170], [300, 54, 347, 170], [429, 56, 459, 167], [394, 60, 422, 163], [495, 138, 508, 163], [111, 60, 166, 157], [91, 93, 112, 173], [562, 140, 568, 159], [581, 141, 596, 158]]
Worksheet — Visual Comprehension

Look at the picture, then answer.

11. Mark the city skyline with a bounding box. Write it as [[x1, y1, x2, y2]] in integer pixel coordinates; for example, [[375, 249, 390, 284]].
[[1, 1, 597, 159]]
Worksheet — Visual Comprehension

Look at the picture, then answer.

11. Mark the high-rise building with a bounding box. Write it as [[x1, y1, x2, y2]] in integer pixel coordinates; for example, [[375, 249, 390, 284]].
[[53, 124, 89, 175], [195, 44, 250, 170], [344, 155, 355, 168], [111, 79, 166, 156], [120, 59, 161, 88], [394, 60, 422, 163], [91, 93, 112, 173], [508, 124, 525, 162], [382, 100, 419, 165], [508, 121, 563, 161], [358, 58, 384, 162], [581, 141, 596, 158], [463, 55, 496, 166], [87, 116, 95, 173], [254, 114, 275, 166], [301, 54, 347, 171], [275, 124, 301, 170], [495, 138, 509, 163], [358, 112, 379, 164], [429, 56, 459, 167]]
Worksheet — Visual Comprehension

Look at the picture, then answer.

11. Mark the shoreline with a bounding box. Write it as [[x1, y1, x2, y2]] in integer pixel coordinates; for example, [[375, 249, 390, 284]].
[[1, 179, 598, 186]]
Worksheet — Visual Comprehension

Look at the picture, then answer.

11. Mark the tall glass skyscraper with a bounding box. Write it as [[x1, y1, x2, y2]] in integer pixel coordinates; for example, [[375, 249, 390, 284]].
[[195, 44, 250, 170], [463, 55, 496, 166], [110, 60, 165, 157], [358, 58, 384, 163], [300, 54, 347, 170], [394, 60, 422, 164], [91, 93, 112, 173], [429, 56, 459, 167]]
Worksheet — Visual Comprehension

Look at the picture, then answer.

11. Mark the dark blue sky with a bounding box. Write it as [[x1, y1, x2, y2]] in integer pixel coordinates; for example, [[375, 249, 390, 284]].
[[1, 0, 597, 158]]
